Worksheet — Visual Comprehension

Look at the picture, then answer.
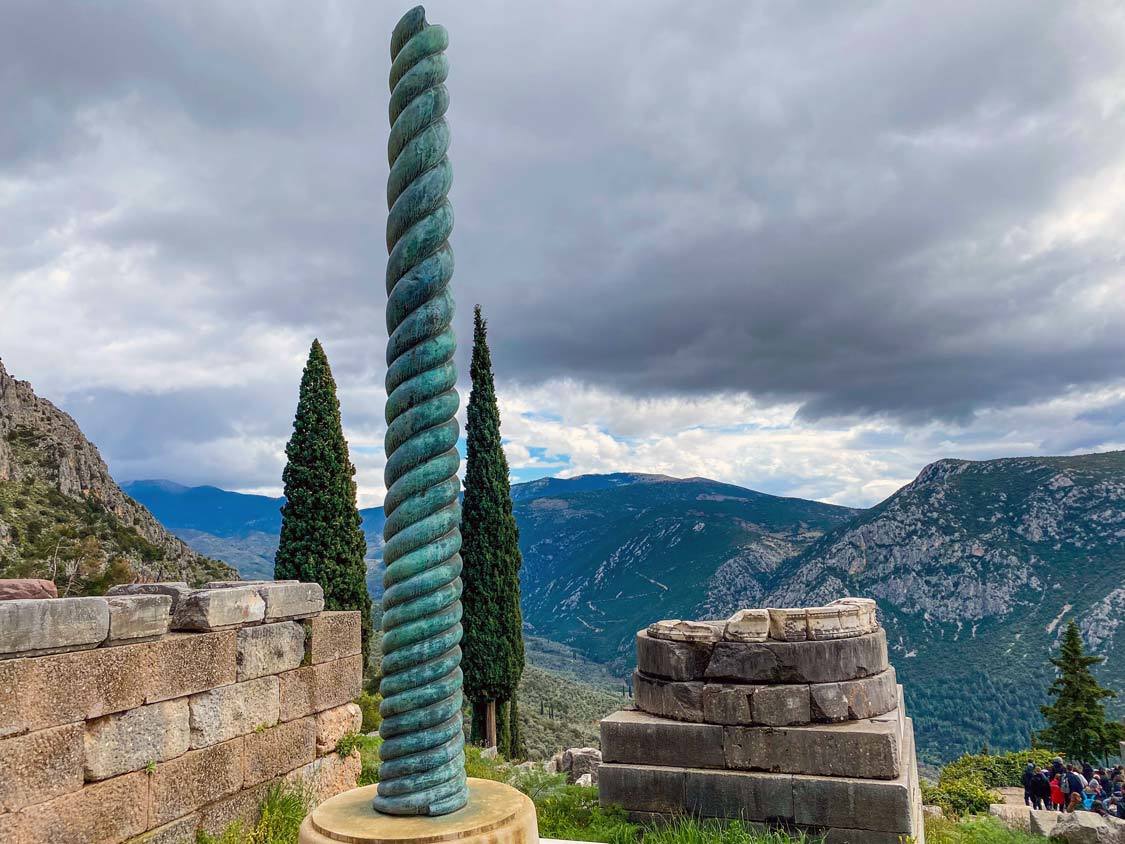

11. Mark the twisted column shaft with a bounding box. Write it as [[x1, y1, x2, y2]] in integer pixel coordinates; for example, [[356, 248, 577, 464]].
[[376, 5, 468, 817]]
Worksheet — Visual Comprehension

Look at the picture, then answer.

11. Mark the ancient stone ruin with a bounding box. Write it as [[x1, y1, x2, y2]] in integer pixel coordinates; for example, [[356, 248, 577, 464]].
[[599, 598, 924, 844], [0, 580, 363, 843]]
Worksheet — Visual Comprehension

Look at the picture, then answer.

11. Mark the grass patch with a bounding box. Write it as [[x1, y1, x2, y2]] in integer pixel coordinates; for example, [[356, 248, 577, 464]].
[[196, 780, 312, 844], [925, 814, 1048, 844]]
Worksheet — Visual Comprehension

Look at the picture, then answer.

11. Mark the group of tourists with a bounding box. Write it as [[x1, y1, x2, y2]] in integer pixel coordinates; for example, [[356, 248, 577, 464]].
[[1023, 759, 1125, 818]]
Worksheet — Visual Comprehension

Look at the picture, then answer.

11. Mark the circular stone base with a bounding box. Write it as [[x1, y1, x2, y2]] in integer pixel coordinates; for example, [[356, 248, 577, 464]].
[[298, 779, 539, 844]]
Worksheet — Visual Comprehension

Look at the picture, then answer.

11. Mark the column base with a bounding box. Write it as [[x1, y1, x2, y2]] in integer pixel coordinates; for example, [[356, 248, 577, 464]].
[[299, 778, 539, 844]]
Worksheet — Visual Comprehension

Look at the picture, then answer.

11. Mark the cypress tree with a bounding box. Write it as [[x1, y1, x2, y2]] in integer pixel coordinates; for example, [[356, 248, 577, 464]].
[[1036, 620, 1124, 761], [461, 306, 525, 749], [275, 339, 373, 664]]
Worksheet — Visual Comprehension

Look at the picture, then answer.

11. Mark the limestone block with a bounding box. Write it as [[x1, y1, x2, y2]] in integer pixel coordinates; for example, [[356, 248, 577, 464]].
[[723, 609, 769, 643], [807, 606, 853, 640], [836, 604, 864, 637], [257, 581, 324, 621], [0, 722, 84, 811], [243, 716, 317, 786], [684, 767, 795, 821], [237, 620, 306, 681], [725, 714, 901, 779], [990, 803, 1031, 832], [1048, 810, 1120, 844], [287, 751, 362, 805], [809, 668, 898, 722], [204, 580, 291, 588], [84, 698, 190, 781], [831, 597, 878, 632], [315, 702, 362, 755], [189, 675, 280, 748], [7, 642, 153, 734], [1031, 808, 1061, 837], [600, 709, 726, 769], [149, 737, 245, 827], [598, 763, 688, 815], [172, 586, 265, 631], [279, 655, 363, 721], [632, 670, 704, 722], [124, 814, 200, 844], [576, 773, 594, 786], [791, 775, 913, 833], [750, 684, 811, 726], [701, 683, 759, 725], [108, 582, 193, 615], [304, 611, 362, 664], [105, 594, 172, 645], [195, 779, 272, 839], [647, 619, 722, 644], [562, 747, 603, 784], [147, 631, 237, 703], [0, 578, 57, 600], [0, 596, 108, 657], [0, 812, 24, 843], [635, 631, 713, 681], [768, 607, 809, 641], [17, 770, 151, 844], [705, 629, 889, 684]]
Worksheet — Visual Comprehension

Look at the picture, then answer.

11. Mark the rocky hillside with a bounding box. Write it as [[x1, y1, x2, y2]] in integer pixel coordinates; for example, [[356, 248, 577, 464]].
[[0, 359, 233, 592], [762, 452, 1125, 764]]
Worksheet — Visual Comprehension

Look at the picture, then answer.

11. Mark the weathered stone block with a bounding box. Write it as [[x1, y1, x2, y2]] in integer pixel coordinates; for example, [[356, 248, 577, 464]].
[[647, 619, 722, 643], [195, 779, 273, 839], [990, 803, 1031, 832], [0, 722, 84, 812], [684, 767, 795, 821], [0, 596, 108, 657], [751, 684, 811, 726], [705, 629, 888, 684], [84, 698, 190, 781], [105, 594, 172, 645], [287, 750, 362, 805], [303, 611, 361, 664], [189, 676, 280, 748], [279, 655, 363, 721], [124, 814, 200, 844], [172, 586, 265, 631], [147, 631, 237, 703], [18, 770, 151, 844], [636, 631, 713, 681], [601, 709, 726, 769], [701, 683, 759, 725], [632, 670, 704, 722], [0, 578, 57, 600], [809, 668, 898, 722], [237, 621, 305, 681], [8, 642, 153, 734], [830, 597, 878, 632], [791, 768, 913, 832], [806, 606, 848, 640], [768, 607, 808, 641], [257, 581, 324, 621], [150, 737, 244, 826], [723, 609, 769, 642], [1030, 808, 1061, 837], [0, 658, 23, 737], [598, 763, 687, 815], [315, 702, 362, 755], [562, 747, 603, 784], [243, 716, 317, 786], [725, 715, 901, 779], [108, 582, 193, 615]]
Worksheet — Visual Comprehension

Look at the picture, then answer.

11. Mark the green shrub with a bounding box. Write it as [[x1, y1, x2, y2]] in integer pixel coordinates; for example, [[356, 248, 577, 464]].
[[195, 780, 311, 844], [464, 744, 508, 782], [942, 750, 1057, 789], [356, 691, 382, 733]]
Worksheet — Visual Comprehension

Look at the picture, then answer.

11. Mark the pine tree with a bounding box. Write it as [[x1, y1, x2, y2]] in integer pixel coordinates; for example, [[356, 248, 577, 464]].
[[461, 306, 525, 749], [275, 339, 373, 664], [1036, 620, 1124, 762]]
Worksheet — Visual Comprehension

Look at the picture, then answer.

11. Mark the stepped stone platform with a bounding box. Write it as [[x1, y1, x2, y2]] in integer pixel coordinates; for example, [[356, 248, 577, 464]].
[[599, 601, 924, 844]]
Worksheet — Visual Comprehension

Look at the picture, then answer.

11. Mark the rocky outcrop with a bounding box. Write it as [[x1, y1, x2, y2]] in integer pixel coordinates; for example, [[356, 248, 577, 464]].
[[0, 359, 233, 586]]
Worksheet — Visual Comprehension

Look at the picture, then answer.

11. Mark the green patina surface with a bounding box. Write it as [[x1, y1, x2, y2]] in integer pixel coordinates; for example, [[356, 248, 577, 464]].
[[375, 5, 469, 817]]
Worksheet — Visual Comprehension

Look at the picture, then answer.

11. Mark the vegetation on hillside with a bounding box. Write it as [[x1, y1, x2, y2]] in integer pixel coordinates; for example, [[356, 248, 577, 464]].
[[275, 339, 372, 663], [921, 749, 1056, 816], [0, 476, 228, 593], [462, 305, 525, 754]]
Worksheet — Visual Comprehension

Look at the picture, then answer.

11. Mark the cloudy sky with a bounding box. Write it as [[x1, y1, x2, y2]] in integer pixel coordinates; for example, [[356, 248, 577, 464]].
[[2, 0, 1124, 508]]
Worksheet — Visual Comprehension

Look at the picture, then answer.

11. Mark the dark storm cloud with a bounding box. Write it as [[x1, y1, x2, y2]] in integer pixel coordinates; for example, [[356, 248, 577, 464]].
[[1, 0, 1123, 483]]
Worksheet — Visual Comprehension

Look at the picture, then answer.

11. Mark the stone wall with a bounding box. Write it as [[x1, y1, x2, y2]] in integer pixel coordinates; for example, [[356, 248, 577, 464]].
[[599, 600, 925, 844], [0, 581, 364, 844]]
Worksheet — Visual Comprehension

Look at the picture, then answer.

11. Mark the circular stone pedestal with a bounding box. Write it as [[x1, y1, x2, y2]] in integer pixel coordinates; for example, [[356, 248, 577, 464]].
[[298, 779, 539, 844]]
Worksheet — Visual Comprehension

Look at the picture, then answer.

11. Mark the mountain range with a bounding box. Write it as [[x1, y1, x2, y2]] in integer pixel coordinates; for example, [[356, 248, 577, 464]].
[[126, 453, 1124, 764], [0, 360, 234, 591]]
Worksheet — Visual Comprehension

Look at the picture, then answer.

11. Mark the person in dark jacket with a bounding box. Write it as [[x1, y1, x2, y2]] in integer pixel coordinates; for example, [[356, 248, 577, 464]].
[[1084, 762, 1095, 782], [1023, 762, 1037, 807], [1032, 768, 1052, 810]]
